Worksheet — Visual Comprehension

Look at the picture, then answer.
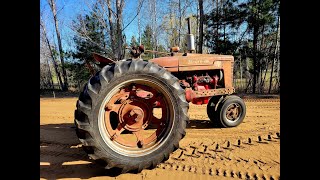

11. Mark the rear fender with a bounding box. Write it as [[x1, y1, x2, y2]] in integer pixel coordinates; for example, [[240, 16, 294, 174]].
[[93, 53, 115, 67]]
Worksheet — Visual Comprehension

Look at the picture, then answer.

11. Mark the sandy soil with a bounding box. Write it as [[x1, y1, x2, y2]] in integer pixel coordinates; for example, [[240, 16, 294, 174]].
[[40, 97, 280, 180]]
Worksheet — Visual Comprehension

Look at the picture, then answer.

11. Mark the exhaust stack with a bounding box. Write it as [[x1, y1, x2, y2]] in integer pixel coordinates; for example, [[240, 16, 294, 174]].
[[186, 17, 195, 53]]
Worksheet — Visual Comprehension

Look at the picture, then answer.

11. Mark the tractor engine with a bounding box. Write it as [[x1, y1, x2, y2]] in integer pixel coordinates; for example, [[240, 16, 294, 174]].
[[172, 70, 224, 105], [192, 74, 219, 90]]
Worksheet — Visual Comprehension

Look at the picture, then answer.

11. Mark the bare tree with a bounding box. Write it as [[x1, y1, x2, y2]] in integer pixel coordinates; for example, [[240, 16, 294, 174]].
[[102, 0, 125, 60], [40, 40, 54, 89], [115, 0, 125, 59], [138, 0, 142, 45], [40, 19, 54, 89], [40, 17, 64, 90], [168, 0, 175, 47], [196, 1, 199, 52], [216, 0, 220, 53], [40, 52, 55, 89], [148, 0, 158, 58], [178, 0, 182, 47], [106, 0, 116, 57], [47, 0, 68, 90], [198, 0, 204, 53], [67, 0, 127, 60], [269, 16, 280, 93]]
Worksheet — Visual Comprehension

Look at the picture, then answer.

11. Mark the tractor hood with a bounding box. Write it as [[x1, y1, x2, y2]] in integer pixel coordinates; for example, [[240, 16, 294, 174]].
[[149, 53, 234, 72], [149, 57, 179, 72]]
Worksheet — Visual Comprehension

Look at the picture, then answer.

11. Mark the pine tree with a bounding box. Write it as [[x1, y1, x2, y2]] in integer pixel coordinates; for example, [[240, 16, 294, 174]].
[[130, 35, 138, 47], [67, 7, 108, 87], [238, 0, 279, 93], [204, 0, 244, 54], [141, 25, 154, 60]]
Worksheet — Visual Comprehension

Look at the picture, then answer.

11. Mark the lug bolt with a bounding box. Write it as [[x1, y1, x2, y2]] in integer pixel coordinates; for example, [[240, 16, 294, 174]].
[[137, 140, 144, 148]]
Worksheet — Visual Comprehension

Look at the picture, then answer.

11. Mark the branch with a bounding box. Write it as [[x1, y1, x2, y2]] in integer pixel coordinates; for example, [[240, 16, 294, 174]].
[[122, 0, 145, 32]]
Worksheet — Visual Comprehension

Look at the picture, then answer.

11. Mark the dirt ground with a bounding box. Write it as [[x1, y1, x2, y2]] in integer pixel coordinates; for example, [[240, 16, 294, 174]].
[[40, 96, 280, 180]]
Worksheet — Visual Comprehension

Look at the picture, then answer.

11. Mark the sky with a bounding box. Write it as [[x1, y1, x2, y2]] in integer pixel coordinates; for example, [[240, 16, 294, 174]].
[[41, 0, 161, 53], [40, 0, 249, 57]]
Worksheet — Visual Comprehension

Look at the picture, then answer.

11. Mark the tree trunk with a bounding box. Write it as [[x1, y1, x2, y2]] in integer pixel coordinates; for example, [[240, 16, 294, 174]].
[[169, 0, 174, 47], [222, 0, 226, 45], [196, 2, 199, 52], [240, 56, 243, 89], [106, 0, 116, 58], [138, 0, 142, 46], [252, 25, 259, 94], [40, 18, 64, 90], [150, 0, 157, 58], [215, 0, 219, 54], [261, 58, 269, 93], [77, 80, 81, 92], [244, 50, 250, 79], [48, 0, 68, 91], [116, 0, 125, 60], [245, 77, 252, 94], [269, 16, 280, 94], [252, 0, 259, 94], [276, 17, 280, 91], [45, 55, 54, 89], [154, 1, 157, 57], [178, 0, 182, 47], [259, 24, 265, 93], [198, 0, 204, 53]]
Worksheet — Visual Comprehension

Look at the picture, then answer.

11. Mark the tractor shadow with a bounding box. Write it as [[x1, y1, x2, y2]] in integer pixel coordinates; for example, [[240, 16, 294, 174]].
[[186, 119, 221, 129], [40, 120, 217, 179], [40, 123, 124, 179]]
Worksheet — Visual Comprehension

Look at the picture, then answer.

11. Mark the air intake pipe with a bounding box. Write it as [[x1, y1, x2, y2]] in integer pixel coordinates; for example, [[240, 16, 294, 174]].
[[186, 17, 195, 53]]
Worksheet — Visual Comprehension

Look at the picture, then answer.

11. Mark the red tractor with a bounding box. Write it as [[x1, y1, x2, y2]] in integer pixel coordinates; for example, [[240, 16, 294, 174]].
[[74, 20, 246, 173]]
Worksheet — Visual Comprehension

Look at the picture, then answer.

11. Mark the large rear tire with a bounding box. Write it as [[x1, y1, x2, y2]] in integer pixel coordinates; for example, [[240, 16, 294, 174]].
[[74, 60, 189, 173]]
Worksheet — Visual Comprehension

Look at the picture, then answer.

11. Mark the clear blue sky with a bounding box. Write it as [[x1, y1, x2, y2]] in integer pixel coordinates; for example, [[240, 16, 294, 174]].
[[41, 0, 249, 57], [41, 0, 154, 53]]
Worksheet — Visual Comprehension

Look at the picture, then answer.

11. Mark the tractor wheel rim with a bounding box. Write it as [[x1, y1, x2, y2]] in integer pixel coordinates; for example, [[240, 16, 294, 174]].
[[98, 78, 175, 157], [225, 103, 242, 122]]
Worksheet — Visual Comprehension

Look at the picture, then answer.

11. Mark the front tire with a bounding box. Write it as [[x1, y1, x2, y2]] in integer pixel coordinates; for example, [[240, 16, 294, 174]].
[[207, 95, 246, 128], [74, 60, 189, 173], [206, 96, 223, 127]]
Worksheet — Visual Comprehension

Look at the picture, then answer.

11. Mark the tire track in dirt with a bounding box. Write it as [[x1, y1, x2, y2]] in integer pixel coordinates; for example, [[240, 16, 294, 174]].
[[249, 106, 279, 109], [246, 115, 276, 118], [157, 162, 279, 180], [243, 99, 279, 103], [158, 132, 280, 180]]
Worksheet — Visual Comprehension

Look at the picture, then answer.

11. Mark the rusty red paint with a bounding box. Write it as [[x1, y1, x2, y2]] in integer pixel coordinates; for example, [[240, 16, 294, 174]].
[[93, 48, 237, 106], [102, 83, 171, 149], [93, 53, 114, 65]]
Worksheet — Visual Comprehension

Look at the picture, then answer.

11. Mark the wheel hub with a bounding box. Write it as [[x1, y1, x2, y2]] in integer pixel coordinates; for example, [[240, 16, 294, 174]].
[[226, 103, 240, 121], [101, 82, 172, 152], [118, 99, 151, 132]]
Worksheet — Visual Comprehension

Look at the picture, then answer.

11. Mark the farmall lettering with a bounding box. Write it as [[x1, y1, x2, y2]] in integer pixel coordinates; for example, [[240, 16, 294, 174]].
[[187, 59, 210, 64]]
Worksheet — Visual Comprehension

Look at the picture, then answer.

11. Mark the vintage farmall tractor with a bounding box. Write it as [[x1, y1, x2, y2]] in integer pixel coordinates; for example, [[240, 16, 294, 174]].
[[74, 18, 246, 173]]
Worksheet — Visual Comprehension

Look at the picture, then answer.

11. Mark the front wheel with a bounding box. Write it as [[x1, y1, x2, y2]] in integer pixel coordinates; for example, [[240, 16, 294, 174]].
[[74, 60, 189, 173], [207, 95, 246, 128], [206, 96, 223, 126]]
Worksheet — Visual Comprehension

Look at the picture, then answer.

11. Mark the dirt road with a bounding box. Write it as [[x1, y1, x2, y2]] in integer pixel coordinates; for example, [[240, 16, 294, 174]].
[[40, 97, 280, 180]]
